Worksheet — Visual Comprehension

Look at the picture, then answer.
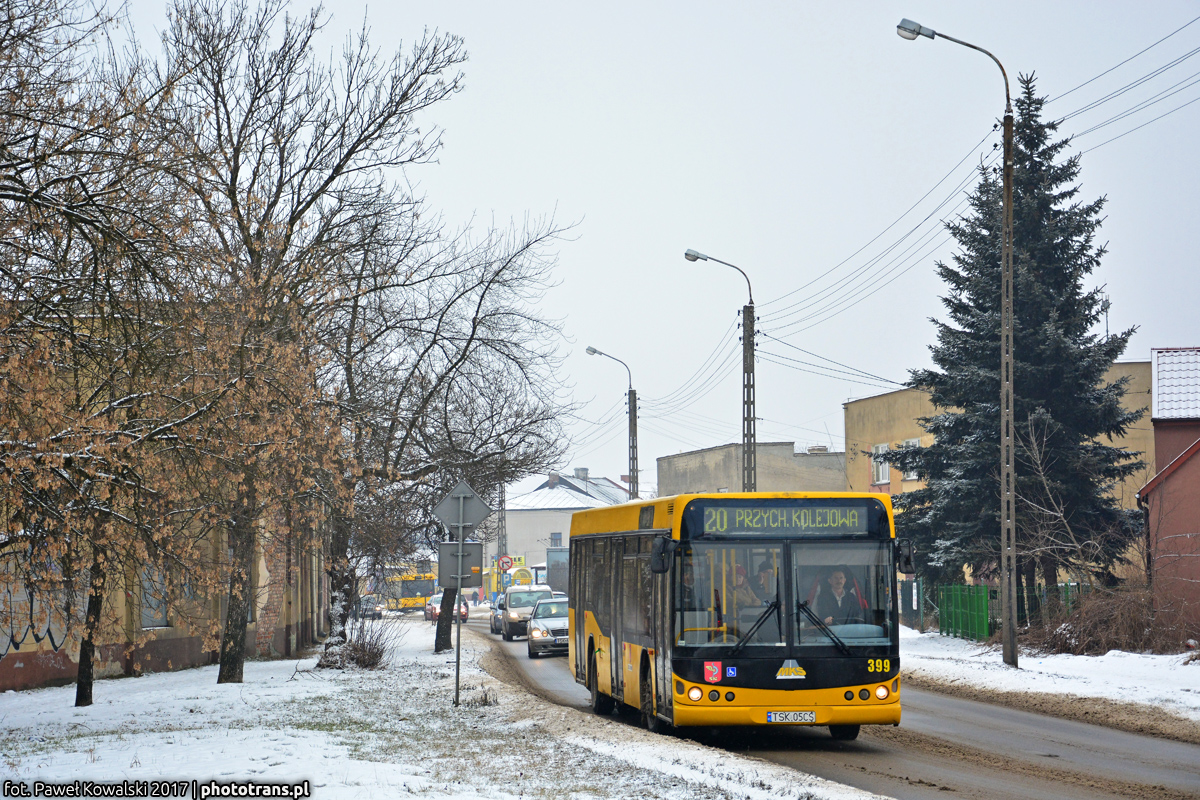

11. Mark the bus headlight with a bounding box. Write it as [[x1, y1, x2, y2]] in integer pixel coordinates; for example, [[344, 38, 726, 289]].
[[875, 685, 890, 700], [687, 687, 703, 702]]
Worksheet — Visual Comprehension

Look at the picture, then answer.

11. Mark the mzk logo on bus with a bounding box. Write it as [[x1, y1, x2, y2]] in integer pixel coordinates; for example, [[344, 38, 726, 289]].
[[704, 661, 723, 683], [775, 659, 807, 679]]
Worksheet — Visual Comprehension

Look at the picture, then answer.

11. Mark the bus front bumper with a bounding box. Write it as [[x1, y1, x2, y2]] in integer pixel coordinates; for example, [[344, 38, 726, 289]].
[[671, 699, 900, 727]]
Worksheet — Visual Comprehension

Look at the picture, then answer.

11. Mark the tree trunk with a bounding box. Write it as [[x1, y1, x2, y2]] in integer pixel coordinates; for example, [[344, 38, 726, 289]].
[[218, 477, 258, 684], [324, 507, 355, 650], [1022, 557, 1040, 627], [1040, 555, 1061, 619], [434, 586, 457, 653], [75, 546, 107, 707], [1015, 558, 1026, 627]]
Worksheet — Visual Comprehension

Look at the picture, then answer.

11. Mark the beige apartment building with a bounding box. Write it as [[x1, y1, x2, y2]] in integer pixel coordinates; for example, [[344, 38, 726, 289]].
[[657, 441, 846, 496], [844, 360, 1155, 513]]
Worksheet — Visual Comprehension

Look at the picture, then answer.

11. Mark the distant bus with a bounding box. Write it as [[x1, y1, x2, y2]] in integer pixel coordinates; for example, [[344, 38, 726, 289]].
[[385, 571, 437, 612], [568, 492, 914, 739]]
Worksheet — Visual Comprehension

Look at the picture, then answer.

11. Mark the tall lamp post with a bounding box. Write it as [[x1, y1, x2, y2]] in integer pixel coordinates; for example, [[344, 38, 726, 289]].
[[585, 346, 639, 499], [897, 18, 1018, 668], [683, 249, 756, 492]]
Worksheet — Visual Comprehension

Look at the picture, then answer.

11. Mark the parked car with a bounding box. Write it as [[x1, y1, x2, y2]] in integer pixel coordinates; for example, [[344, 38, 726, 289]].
[[501, 584, 553, 641], [526, 599, 569, 658], [426, 592, 468, 623], [489, 594, 506, 634], [358, 595, 384, 621]]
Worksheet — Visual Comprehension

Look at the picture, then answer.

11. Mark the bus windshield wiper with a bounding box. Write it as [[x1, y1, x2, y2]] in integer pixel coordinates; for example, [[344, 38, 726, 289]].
[[729, 598, 780, 655], [796, 601, 852, 656]]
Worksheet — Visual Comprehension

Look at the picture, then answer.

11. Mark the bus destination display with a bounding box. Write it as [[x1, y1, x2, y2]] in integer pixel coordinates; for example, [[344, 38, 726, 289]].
[[702, 505, 868, 535]]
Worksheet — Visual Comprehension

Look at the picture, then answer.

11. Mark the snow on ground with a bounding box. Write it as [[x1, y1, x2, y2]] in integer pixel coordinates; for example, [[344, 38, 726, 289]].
[[2, 618, 882, 800], [6, 619, 1197, 800], [900, 625, 1200, 722]]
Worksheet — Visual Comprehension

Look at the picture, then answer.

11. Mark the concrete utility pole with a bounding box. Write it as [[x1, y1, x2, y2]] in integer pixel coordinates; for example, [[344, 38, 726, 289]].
[[897, 17, 1018, 667], [585, 346, 638, 498], [684, 249, 756, 491]]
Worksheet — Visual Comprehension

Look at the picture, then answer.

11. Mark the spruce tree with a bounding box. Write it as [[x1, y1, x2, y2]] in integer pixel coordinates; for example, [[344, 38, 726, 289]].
[[888, 75, 1144, 597]]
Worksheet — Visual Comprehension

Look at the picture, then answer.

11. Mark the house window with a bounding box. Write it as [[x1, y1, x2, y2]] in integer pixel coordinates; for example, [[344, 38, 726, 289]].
[[550, 532, 562, 548], [871, 444, 890, 485], [902, 438, 921, 481], [140, 568, 169, 629]]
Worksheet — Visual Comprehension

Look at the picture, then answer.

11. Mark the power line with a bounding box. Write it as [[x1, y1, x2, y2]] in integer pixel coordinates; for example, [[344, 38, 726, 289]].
[[643, 321, 734, 407], [762, 147, 998, 329], [1080, 91, 1200, 153], [1072, 68, 1200, 138], [1055, 44, 1200, 124], [1048, 14, 1200, 104], [763, 127, 998, 311], [757, 331, 903, 385], [756, 351, 899, 389]]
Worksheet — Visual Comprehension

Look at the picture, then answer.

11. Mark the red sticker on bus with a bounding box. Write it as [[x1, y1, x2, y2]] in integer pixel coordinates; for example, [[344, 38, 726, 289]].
[[704, 661, 722, 683]]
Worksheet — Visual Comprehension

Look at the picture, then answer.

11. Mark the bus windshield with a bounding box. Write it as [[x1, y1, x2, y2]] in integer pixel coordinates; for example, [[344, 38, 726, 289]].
[[399, 579, 434, 598], [793, 542, 892, 647], [675, 543, 785, 648], [673, 540, 893, 651]]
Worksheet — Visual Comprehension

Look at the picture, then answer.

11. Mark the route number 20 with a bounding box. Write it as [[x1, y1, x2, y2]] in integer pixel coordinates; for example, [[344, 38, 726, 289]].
[[866, 658, 891, 673]]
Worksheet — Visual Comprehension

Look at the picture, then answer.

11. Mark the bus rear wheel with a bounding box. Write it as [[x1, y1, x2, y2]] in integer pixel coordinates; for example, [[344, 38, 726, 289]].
[[589, 652, 614, 716], [829, 724, 860, 741]]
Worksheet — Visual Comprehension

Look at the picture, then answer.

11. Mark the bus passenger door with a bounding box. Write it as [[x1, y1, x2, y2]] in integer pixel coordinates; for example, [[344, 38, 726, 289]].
[[571, 539, 586, 682], [611, 536, 625, 699], [652, 564, 672, 716]]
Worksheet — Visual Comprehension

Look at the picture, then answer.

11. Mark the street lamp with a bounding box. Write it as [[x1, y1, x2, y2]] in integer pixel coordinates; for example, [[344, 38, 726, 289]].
[[586, 345, 639, 500], [897, 18, 1018, 668], [683, 249, 756, 492]]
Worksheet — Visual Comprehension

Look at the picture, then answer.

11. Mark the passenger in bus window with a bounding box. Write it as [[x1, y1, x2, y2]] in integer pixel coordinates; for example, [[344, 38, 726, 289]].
[[817, 567, 862, 625], [731, 565, 758, 611], [680, 566, 697, 609], [752, 560, 777, 602]]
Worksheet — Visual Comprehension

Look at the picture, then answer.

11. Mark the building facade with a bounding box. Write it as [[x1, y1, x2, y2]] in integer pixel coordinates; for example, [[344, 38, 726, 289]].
[[1137, 348, 1200, 631], [487, 469, 628, 592], [0, 529, 328, 693], [843, 360, 1155, 508], [656, 442, 845, 496]]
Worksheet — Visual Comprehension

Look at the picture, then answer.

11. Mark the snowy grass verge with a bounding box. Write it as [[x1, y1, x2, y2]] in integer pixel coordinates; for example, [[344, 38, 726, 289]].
[[900, 624, 1200, 723], [2, 619, 883, 799]]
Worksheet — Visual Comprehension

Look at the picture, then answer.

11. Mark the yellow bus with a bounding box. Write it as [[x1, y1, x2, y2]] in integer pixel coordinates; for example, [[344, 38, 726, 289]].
[[385, 571, 437, 612], [568, 492, 915, 738]]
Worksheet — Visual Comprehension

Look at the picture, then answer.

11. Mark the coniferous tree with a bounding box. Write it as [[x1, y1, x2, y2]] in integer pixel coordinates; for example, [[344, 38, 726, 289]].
[[887, 75, 1144, 597]]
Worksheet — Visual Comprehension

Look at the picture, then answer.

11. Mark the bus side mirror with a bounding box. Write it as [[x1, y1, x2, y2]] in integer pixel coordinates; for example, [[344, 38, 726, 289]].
[[650, 537, 677, 574], [896, 539, 916, 575]]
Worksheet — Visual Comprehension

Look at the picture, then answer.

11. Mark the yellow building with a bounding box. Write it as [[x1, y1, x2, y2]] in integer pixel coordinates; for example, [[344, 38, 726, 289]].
[[844, 360, 1154, 511]]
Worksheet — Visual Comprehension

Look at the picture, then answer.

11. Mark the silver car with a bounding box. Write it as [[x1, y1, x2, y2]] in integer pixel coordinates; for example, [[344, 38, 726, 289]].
[[526, 599, 569, 658]]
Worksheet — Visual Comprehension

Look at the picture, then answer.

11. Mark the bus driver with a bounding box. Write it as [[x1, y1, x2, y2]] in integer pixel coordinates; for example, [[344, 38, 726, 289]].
[[817, 567, 861, 625]]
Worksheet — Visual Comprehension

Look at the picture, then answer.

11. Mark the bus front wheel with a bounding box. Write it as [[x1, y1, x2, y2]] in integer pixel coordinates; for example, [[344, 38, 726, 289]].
[[589, 652, 614, 716], [640, 666, 665, 733], [829, 724, 860, 741]]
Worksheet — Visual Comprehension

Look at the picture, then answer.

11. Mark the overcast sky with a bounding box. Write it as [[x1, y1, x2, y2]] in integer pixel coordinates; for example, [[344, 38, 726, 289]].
[[128, 1, 1200, 495]]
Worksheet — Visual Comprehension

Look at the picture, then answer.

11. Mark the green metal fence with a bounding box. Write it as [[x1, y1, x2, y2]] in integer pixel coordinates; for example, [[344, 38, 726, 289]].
[[936, 584, 993, 641]]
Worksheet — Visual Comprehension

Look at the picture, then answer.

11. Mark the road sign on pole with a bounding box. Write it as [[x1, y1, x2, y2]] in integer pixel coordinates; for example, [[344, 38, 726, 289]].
[[498, 555, 513, 570], [432, 480, 493, 707]]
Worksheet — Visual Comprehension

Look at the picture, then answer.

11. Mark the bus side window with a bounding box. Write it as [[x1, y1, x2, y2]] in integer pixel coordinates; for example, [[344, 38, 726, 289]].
[[591, 539, 610, 631], [638, 539, 653, 638]]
